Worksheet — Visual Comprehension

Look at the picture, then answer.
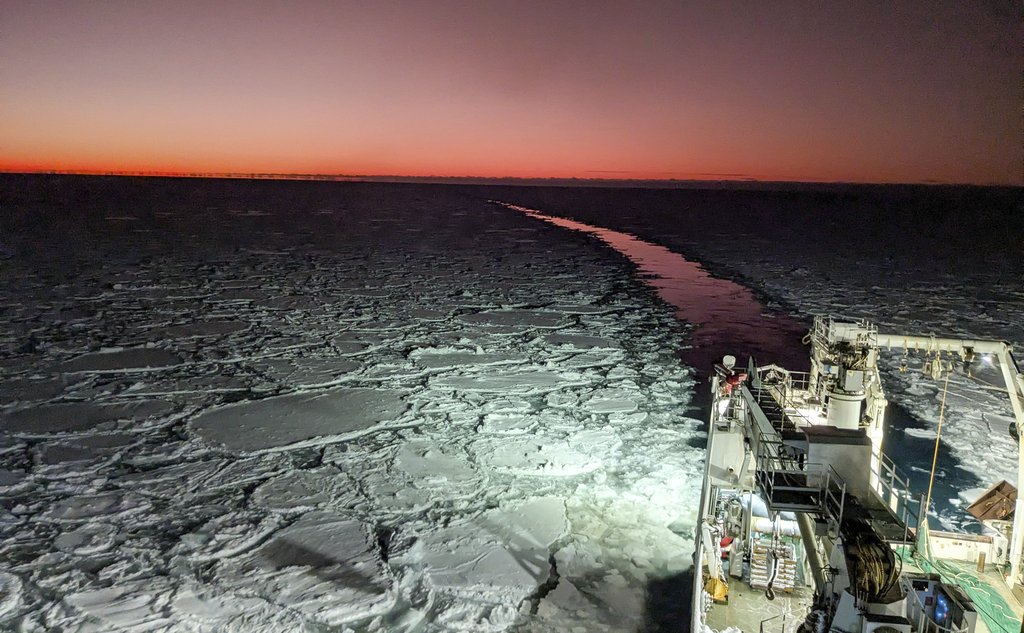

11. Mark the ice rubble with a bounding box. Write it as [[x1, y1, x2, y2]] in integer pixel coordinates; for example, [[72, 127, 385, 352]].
[[0, 180, 698, 632]]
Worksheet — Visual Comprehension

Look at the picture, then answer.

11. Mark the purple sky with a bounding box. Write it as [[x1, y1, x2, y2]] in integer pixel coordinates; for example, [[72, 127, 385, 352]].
[[2, 1, 1020, 184]]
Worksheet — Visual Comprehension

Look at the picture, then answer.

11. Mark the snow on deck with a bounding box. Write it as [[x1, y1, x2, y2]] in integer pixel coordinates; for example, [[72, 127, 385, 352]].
[[0, 181, 699, 632]]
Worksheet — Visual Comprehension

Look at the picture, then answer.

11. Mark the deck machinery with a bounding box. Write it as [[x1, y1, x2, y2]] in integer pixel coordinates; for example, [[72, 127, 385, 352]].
[[694, 317, 1024, 633]]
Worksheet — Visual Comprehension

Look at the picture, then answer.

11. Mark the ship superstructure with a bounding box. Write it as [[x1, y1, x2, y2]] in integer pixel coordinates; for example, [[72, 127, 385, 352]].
[[693, 317, 1024, 633]]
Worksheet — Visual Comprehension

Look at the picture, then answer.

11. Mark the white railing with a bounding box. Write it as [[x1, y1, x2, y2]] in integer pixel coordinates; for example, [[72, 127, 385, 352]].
[[811, 315, 878, 349], [753, 365, 820, 430], [872, 449, 921, 545], [754, 434, 846, 532]]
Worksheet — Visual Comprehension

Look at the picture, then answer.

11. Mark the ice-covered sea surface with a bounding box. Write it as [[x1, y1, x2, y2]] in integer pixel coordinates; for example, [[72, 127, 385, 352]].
[[0, 176, 702, 632], [3, 176, 1020, 631], [486, 184, 1024, 532]]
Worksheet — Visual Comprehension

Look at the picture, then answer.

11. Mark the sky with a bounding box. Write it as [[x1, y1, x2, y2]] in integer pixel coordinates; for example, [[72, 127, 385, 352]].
[[1, 1, 1021, 185]]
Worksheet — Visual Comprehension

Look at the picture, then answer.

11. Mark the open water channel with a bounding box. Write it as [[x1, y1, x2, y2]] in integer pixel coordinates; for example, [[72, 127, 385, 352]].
[[509, 202, 974, 529]]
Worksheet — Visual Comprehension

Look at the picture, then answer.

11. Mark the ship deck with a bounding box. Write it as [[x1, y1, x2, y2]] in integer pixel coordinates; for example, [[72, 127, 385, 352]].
[[705, 577, 814, 633]]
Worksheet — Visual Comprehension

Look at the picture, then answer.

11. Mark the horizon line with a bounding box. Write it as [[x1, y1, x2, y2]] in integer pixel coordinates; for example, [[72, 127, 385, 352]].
[[0, 168, 1018, 189]]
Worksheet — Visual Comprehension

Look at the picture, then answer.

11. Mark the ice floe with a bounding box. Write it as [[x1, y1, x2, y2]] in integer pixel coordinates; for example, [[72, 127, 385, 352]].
[[62, 348, 183, 373], [0, 180, 697, 631], [4, 400, 176, 435], [190, 388, 409, 452]]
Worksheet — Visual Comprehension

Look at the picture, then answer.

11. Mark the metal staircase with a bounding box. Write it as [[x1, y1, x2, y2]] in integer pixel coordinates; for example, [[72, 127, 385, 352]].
[[740, 381, 847, 534], [740, 373, 919, 545]]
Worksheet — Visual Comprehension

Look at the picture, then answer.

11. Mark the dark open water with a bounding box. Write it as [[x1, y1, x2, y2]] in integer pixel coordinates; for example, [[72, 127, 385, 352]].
[[510, 205, 809, 373]]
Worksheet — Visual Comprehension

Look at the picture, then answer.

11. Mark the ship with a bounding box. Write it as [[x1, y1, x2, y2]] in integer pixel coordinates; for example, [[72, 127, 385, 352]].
[[692, 317, 1024, 633]]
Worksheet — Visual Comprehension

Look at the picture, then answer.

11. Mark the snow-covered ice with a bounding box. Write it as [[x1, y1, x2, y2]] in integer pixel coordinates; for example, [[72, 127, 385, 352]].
[[190, 388, 410, 452], [7, 176, 1013, 629], [0, 178, 698, 632]]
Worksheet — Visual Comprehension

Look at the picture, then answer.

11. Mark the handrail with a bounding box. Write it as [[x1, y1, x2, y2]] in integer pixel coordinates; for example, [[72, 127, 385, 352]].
[[812, 315, 878, 349], [871, 448, 921, 543], [751, 360, 920, 542], [754, 432, 847, 530], [754, 366, 821, 431]]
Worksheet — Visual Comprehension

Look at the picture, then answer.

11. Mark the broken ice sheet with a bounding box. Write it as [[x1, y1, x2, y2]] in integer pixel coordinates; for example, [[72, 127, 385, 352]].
[[395, 497, 566, 604], [0, 183, 702, 631], [250, 357, 361, 387], [213, 512, 395, 626], [478, 412, 537, 435], [34, 433, 137, 468], [252, 465, 363, 511], [458, 310, 565, 329], [152, 319, 251, 338], [3, 400, 176, 434], [189, 387, 409, 452], [472, 436, 602, 477], [430, 369, 583, 393], [409, 347, 523, 370], [395, 440, 481, 489]]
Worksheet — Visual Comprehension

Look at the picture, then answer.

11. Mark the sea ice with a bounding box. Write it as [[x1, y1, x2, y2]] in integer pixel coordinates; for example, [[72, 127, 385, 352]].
[[431, 370, 578, 393], [155, 319, 250, 338], [215, 512, 395, 625], [3, 400, 175, 434], [396, 497, 567, 609], [190, 387, 409, 452], [458, 309, 565, 329], [0, 180, 699, 632], [62, 347, 183, 373]]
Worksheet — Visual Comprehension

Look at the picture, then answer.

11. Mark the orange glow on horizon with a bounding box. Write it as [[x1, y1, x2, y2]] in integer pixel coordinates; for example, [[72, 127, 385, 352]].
[[0, 152, 1003, 186], [1, 3, 1020, 187], [0, 162, 937, 185]]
